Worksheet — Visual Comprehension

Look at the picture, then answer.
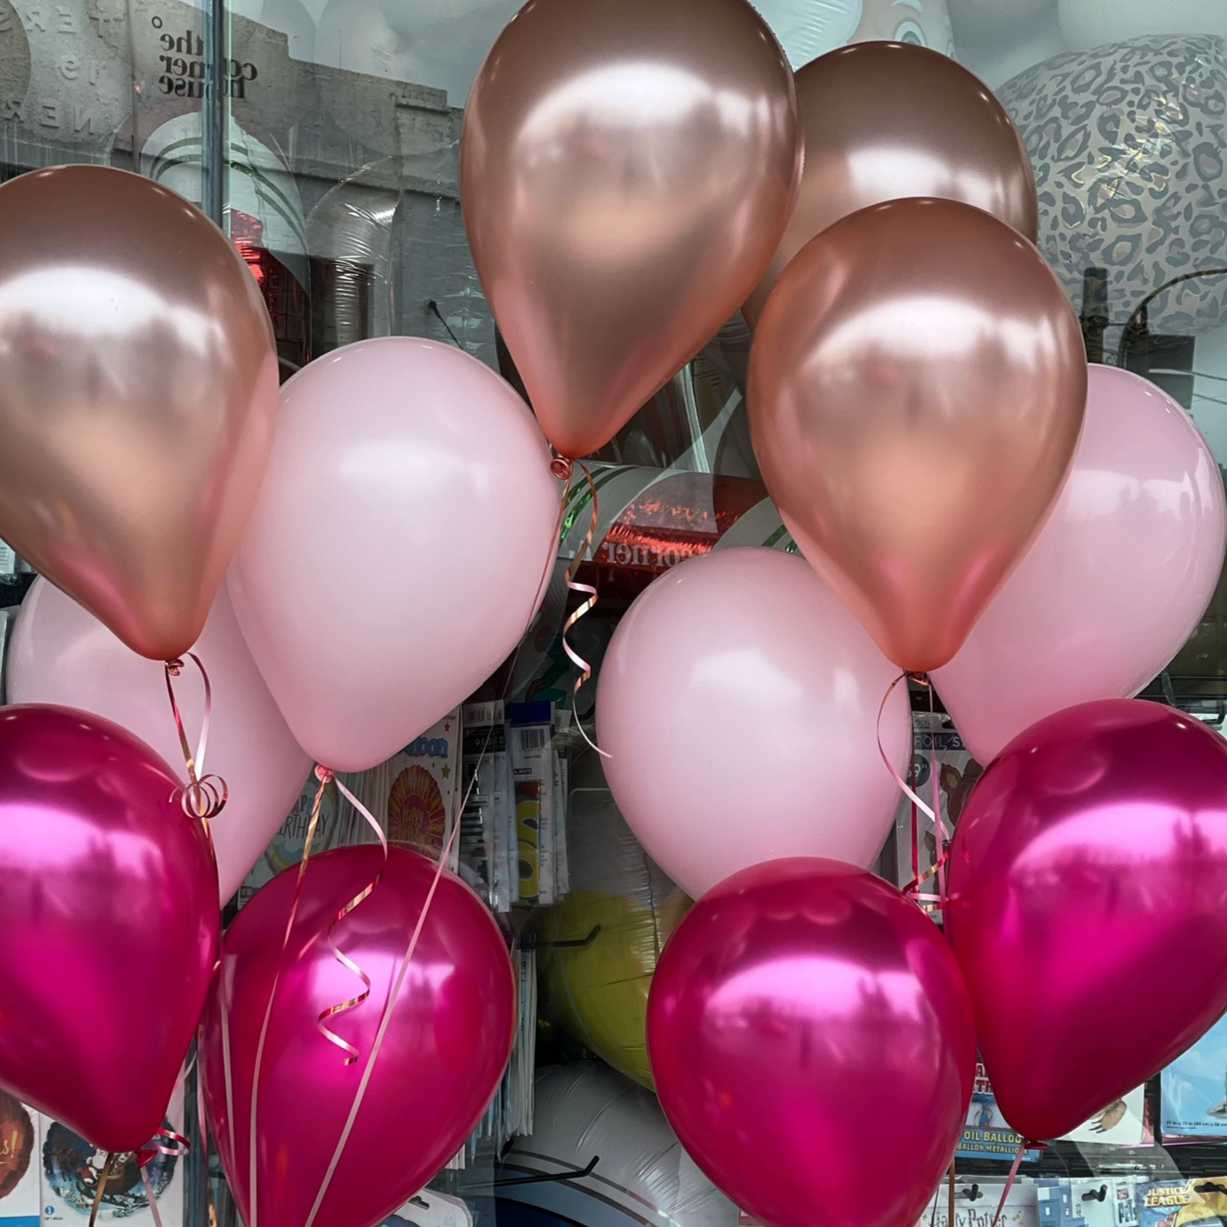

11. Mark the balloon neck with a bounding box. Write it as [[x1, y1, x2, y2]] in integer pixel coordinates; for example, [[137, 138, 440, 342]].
[[908, 671, 931, 686], [550, 456, 574, 480], [314, 764, 336, 785]]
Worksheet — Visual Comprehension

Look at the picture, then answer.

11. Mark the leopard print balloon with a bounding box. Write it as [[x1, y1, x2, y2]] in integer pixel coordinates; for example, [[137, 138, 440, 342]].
[[999, 35, 1227, 334]]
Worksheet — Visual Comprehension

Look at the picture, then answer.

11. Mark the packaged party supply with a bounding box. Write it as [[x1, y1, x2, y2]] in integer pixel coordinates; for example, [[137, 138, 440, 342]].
[[1060, 1086, 1148, 1146], [509, 702, 555, 905], [1161, 1010, 1227, 1142], [460, 701, 516, 911], [893, 711, 984, 889], [385, 711, 461, 864], [0, 1094, 37, 1227], [1136, 1179, 1227, 1227], [917, 1178, 1038, 1227], [957, 1062, 1040, 1161], [355, 711, 462, 869], [40, 1087, 185, 1227], [1038, 1180, 1141, 1227]]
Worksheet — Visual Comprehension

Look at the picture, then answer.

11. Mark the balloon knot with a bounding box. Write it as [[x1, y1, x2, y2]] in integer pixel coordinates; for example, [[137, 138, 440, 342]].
[[165, 657, 185, 677], [315, 765, 336, 784], [908, 671, 931, 685], [550, 456, 574, 480]]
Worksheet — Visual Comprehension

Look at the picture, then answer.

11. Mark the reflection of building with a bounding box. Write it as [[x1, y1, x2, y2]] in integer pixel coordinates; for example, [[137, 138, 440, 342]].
[[0, 0, 494, 366]]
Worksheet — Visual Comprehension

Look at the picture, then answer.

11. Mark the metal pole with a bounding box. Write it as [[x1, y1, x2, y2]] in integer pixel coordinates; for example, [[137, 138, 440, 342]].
[[201, 0, 227, 227]]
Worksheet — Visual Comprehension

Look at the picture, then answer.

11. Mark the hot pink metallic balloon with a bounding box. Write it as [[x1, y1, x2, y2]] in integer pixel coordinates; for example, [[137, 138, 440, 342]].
[[946, 699, 1227, 1142], [0, 705, 218, 1153], [933, 366, 1226, 764], [8, 578, 312, 904], [200, 845, 516, 1227], [648, 858, 975, 1227]]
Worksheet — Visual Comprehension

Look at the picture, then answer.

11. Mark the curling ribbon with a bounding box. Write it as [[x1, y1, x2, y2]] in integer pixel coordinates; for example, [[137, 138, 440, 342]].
[[876, 672, 950, 911], [300, 813, 465, 1227], [298, 666, 522, 1227], [247, 453, 578, 1225], [163, 654, 228, 828], [553, 459, 610, 758], [990, 1140, 1045, 1227], [137, 1127, 190, 1227], [247, 764, 333, 1227], [316, 776, 388, 1063], [87, 1153, 116, 1227], [141, 1166, 164, 1227]]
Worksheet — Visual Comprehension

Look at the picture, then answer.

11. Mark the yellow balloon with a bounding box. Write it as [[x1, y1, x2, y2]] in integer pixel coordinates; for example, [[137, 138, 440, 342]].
[[535, 752, 690, 1089]]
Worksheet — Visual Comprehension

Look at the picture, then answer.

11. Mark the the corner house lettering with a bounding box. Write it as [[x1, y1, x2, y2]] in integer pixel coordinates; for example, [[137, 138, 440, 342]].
[[157, 29, 257, 98]]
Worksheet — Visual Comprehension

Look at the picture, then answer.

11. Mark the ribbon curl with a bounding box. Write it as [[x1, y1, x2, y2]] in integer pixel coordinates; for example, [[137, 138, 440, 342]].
[[245, 455, 582, 1227], [163, 654, 228, 828], [247, 763, 333, 1227], [316, 776, 388, 1064], [876, 672, 950, 912], [554, 459, 610, 759]]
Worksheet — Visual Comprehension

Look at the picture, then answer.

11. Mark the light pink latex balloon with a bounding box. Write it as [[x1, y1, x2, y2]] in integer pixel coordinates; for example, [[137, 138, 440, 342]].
[[9, 578, 312, 904], [933, 365, 1225, 764], [595, 547, 909, 899], [229, 338, 560, 772]]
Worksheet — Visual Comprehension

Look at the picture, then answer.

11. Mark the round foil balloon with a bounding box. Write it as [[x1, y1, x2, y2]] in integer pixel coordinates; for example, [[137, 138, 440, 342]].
[[535, 751, 691, 1089], [648, 858, 975, 1227], [8, 577, 312, 904], [498, 1063, 735, 1227], [946, 699, 1227, 1142], [748, 196, 1087, 673], [0, 705, 217, 1153], [201, 846, 515, 1227], [0, 166, 279, 661], [933, 366, 1227, 765], [743, 42, 1037, 326], [1000, 35, 1227, 335], [460, 0, 802, 458], [596, 548, 910, 900]]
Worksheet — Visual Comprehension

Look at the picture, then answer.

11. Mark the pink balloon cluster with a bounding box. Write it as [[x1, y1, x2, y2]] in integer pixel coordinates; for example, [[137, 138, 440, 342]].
[[0, 334, 555, 1202], [0, 6, 1226, 1227], [611, 366, 1227, 1227]]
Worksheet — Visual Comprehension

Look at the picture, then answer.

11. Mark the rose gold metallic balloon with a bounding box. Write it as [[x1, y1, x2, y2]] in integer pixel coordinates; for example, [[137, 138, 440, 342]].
[[748, 197, 1086, 675], [0, 166, 279, 661], [460, 0, 801, 460], [742, 42, 1037, 328]]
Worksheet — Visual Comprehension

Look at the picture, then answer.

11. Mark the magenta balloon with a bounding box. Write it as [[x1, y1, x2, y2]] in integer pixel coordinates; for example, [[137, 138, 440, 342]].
[[648, 858, 975, 1227], [596, 548, 910, 899], [946, 699, 1227, 1142], [229, 337, 560, 772], [9, 578, 312, 903], [200, 845, 515, 1227], [0, 704, 217, 1152], [933, 365, 1226, 765]]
